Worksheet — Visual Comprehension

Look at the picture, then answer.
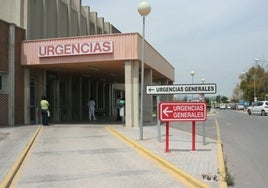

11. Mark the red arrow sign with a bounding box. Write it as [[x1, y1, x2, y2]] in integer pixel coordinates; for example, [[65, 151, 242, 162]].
[[159, 102, 207, 121]]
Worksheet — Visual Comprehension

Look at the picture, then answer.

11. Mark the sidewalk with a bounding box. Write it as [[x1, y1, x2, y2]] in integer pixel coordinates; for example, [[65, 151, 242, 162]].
[[0, 123, 227, 188], [0, 125, 41, 187], [107, 124, 226, 188]]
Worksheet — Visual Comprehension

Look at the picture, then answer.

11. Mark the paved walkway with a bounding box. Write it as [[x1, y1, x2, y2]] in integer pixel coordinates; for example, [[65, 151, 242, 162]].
[[0, 125, 41, 187], [0, 123, 227, 188], [108, 125, 225, 188]]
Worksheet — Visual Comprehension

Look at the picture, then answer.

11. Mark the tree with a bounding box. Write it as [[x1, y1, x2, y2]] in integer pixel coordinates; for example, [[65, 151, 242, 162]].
[[216, 95, 228, 103], [232, 83, 243, 103], [239, 64, 268, 102], [221, 96, 228, 103]]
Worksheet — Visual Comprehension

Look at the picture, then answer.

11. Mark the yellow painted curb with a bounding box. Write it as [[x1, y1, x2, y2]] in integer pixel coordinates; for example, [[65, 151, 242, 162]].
[[0, 126, 42, 188], [215, 118, 228, 188], [106, 126, 209, 188]]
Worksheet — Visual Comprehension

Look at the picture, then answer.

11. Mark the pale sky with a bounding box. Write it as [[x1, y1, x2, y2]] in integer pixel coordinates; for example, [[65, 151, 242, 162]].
[[82, 0, 268, 98]]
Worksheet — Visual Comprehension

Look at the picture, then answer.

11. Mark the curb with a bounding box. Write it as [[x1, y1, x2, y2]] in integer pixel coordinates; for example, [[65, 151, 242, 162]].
[[0, 126, 42, 188], [217, 141, 228, 188], [215, 118, 228, 188], [106, 126, 209, 188]]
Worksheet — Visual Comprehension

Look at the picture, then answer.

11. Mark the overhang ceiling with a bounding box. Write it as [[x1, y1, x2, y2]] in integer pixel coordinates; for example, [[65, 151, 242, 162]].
[[27, 59, 168, 84]]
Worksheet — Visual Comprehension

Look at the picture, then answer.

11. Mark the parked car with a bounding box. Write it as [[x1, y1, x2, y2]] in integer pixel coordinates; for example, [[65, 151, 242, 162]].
[[220, 104, 226, 110], [227, 105, 232, 109], [247, 101, 268, 116], [236, 104, 244, 110]]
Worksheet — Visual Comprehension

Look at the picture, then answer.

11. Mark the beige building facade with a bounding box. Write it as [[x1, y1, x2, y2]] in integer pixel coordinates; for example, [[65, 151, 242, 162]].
[[0, 0, 174, 126]]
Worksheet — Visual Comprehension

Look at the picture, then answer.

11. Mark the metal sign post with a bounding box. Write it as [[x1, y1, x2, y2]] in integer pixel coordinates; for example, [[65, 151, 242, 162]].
[[159, 102, 207, 152], [199, 93, 207, 145], [146, 83, 217, 147], [157, 96, 161, 142], [192, 121, 196, 151], [165, 121, 169, 152]]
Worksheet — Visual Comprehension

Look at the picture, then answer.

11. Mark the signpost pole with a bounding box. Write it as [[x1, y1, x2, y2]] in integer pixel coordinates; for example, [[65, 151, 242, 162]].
[[159, 102, 207, 152], [202, 121, 207, 145], [165, 121, 169, 153], [200, 93, 207, 145], [192, 121, 196, 151], [157, 96, 161, 142]]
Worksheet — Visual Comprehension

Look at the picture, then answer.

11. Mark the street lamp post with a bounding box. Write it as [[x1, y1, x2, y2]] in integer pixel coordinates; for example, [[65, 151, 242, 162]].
[[254, 59, 261, 102], [253, 73, 256, 102], [201, 78, 206, 145], [190, 71, 195, 101], [138, 2, 151, 140]]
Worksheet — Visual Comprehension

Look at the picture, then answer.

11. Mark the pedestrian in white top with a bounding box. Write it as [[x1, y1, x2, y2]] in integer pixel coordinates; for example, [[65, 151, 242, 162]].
[[88, 97, 97, 120]]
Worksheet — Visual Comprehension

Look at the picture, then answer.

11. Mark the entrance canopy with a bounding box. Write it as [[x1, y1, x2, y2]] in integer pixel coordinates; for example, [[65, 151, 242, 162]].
[[21, 33, 174, 83]]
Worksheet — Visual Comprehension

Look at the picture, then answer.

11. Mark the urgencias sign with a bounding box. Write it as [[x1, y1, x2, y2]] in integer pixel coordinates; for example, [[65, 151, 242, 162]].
[[38, 41, 113, 57], [159, 102, 207, 121]]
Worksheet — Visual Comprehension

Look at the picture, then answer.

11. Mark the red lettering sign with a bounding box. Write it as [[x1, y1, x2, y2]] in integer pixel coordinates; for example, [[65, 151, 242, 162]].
[[159, 102, 207, 121], [38, 41, 113, 57]]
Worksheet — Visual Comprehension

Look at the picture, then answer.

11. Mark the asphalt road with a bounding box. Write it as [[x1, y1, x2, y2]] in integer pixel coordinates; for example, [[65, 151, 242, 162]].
[[171, 109, 268, 188], [216, 110, 268, 188]]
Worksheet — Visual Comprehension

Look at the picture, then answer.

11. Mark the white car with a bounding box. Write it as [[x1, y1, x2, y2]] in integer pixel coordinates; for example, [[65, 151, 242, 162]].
[[220, 104, 226, 110], [247, 101, 268, 116], [236, 104, 244, 110]]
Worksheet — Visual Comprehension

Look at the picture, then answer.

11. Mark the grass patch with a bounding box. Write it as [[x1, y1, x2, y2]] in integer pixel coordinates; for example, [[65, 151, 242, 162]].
[[224, 155, 235, 186]]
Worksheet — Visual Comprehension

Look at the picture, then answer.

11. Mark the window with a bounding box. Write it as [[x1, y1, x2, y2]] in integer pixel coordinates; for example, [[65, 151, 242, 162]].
[[0, 75, 2, 90], [258, 102, 263, 106], [0, 74, 7, 92]]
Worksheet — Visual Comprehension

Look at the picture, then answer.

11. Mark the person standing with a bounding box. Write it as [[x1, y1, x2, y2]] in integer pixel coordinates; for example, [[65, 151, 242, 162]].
[[119, 97, 125, 122], [88, 97, 97, 121], [40, 96, 49, 125], [116, 95, 121, 121]]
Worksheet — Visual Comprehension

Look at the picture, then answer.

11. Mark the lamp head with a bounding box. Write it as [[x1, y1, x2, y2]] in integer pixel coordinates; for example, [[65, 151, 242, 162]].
[[138, 2, 151, 16]]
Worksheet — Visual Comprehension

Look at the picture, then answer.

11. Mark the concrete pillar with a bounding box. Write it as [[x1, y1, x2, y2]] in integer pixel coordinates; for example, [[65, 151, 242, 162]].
[[67, 0, 72, 36], [132, 62, 139, 127], [77, 0, 81, 35], [144, 68, 153, 123], [24, 68, 30, 124], [125, 60, 139, 127], [42, 0, 47, 38], [8, 24, 15, 126], [56, 0, 60, 37]]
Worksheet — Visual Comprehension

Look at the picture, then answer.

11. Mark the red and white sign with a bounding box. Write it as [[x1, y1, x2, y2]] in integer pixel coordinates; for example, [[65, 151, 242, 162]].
[[159, 102, 207, 121], [38, 41, 113, 57]]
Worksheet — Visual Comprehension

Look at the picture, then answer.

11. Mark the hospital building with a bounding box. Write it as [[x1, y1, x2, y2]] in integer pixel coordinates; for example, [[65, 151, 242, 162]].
[[0, 0, 174, 127]]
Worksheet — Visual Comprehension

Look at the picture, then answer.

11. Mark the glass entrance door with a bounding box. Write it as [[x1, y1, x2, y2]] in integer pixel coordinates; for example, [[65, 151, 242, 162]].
[[47, 72, 59, 122], [30, 77, 36, 123]]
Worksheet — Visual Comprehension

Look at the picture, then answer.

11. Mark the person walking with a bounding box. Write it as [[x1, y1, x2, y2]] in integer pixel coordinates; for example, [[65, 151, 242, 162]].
[[40, 96, 49, 125], [88, 97, 97, 121]]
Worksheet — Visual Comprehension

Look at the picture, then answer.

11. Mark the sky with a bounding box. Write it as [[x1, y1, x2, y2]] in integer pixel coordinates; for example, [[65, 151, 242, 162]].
[[82, 0, 268, 98]]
